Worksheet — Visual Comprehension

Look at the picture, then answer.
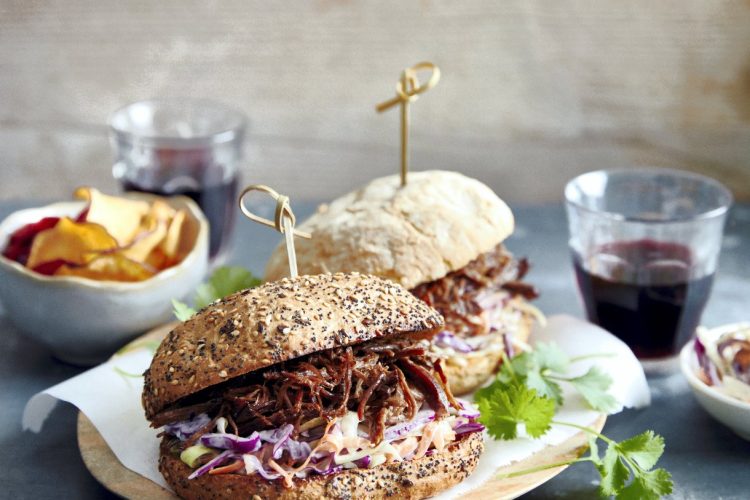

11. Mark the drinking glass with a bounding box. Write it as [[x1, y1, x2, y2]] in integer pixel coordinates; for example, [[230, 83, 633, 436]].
[[109, 98, 247, 263], [565, 168, 732, 372]]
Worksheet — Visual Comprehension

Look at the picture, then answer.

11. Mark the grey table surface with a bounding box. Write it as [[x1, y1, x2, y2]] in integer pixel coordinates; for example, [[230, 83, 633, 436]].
[[2, 199, 749, 499]]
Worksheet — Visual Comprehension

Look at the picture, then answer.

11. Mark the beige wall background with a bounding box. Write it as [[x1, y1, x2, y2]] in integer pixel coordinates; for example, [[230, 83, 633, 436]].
[[2, 0, 750, 203]]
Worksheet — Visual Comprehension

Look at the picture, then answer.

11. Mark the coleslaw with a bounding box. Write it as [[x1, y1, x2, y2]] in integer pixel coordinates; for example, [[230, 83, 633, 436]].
[[166, 401, 484, 487]]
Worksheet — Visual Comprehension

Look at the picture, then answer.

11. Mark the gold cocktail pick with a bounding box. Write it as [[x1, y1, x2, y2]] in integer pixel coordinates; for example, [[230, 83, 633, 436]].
[[239, 184, 311, 279], [376, 61, 441, 186]]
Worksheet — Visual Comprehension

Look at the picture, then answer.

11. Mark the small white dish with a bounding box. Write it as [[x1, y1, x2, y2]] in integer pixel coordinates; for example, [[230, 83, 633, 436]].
[[0, 193, 208, 365], [680, 340, 750, 441]]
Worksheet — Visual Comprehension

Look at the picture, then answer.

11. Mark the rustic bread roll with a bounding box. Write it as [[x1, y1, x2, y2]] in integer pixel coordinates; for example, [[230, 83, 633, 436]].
[[159, 431, 483, 500], [142, 272, 443, 420], [263, 170, 514, 289]]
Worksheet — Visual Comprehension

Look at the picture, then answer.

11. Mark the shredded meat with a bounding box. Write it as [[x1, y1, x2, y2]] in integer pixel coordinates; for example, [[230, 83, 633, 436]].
[[154, 335, 458, 445], [411, 243, 538, 338]]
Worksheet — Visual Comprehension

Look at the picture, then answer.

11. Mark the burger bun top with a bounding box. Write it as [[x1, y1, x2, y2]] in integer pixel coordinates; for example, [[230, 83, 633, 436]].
[[142, 272, 443, 421], [264, 170, 514, 289]]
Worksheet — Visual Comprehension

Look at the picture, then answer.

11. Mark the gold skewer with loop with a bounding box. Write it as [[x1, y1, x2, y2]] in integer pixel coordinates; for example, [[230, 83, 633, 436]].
[[238, 184, 311, 279], [376, 62, 441, 186]]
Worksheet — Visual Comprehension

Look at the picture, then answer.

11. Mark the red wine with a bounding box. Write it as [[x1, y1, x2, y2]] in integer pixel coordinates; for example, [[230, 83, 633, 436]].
[[122, 173, 238, 260], [573, 239, 714, 359]]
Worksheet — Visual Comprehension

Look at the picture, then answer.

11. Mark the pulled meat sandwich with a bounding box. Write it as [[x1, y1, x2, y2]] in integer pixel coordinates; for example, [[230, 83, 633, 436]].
[[142, 272, 484, 499], [264, 171, 541, 395]]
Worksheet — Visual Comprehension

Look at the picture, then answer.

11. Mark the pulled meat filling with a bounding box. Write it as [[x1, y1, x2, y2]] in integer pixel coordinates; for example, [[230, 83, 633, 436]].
[[411, 242, 538, 338], [154, 335, 459, 446]]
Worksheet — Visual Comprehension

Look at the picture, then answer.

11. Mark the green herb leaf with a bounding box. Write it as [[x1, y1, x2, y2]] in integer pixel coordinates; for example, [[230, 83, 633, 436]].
[[587, 433, 601, 465], [616, 430, 665, 472], [172, 299, 197, 321], [568, 366, 619, 413], [506, 344, 619, 413], [598, 445, 630, 496], [617, 468, 673, 500], [477, 380, 555, 440], [526, 369, 564, 405], [194, 266, 262, 308], [502, 344, 569, 407], [532, 342, 570, 373], [506, 351, 531, 378]]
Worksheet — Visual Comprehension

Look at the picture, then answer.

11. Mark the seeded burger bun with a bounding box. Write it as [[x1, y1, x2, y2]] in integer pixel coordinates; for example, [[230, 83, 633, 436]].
[[143, 273, 484, 499], [264, 171, 539, 396]]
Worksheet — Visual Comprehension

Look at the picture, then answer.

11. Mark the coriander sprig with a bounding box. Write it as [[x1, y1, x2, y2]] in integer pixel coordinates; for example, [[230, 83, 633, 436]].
[[492, 342, 619, 413], [495, 419, 673, 499], [475, 345, 674, 499]]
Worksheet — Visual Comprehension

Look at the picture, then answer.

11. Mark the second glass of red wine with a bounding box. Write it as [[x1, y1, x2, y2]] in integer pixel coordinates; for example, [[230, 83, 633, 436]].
[[565, 168, 732, 373], [109, 99, 247, 265]]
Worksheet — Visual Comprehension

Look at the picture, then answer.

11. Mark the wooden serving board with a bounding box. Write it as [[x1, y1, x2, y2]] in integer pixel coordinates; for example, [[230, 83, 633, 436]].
[[77, 325, 606, 500]]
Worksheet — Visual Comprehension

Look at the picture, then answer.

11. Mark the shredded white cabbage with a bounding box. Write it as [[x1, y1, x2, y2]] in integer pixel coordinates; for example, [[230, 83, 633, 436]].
[[216, 417, 228, 434]]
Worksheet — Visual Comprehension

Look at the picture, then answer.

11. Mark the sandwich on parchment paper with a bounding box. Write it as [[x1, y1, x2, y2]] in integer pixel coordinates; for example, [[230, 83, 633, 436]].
[[265, 171, 542, 395], [142, 272, 484, 499]]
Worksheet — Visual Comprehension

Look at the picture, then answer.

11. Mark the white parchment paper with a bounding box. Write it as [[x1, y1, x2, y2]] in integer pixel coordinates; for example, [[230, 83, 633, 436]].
[[23, 315, 650, 496]]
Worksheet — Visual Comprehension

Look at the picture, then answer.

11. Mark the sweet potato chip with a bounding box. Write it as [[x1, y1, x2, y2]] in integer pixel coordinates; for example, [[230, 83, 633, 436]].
[[149, 199, 177, 221], [144, 247, 169, 270], [2, 216, 60, 265], [74, 187, 150, 246], [55, 254, 155, 282], [26, 218, 118, 269], [121, 215, 169, 263], [160, 209, 188, 261]]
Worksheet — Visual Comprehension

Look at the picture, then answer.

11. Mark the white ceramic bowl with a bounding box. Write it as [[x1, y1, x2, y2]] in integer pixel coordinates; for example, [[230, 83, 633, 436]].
[[680, 340, 750, 441], [0, 193, 208, 365]]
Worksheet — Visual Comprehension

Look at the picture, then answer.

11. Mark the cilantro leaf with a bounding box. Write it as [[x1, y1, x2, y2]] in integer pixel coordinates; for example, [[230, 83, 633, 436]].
[[477, 392, 518, 440], [506, 351, 531, 378], [568, 366, 619, 413], [194, 266, 262, 308], [617, 468, 673, 500], [172, 299, 197, 321], [587, 434, 601, 465], [492, 342, 622, 414], [504, 344, 569, 407], [477, 380, 555, 440], [598, 430, 670, 498], [526, 369, 564, 405], [473, 383, 496, 404], [617, 431, 665, 471], [598, 445, 630, 496], [532, 342, 570, 373]]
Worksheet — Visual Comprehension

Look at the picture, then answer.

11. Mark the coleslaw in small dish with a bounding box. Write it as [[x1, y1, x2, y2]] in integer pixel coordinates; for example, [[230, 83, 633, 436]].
[[693, 323, 750, 403]]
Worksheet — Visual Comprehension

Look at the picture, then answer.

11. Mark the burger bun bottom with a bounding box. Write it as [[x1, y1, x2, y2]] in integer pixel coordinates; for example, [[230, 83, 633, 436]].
[[444, 314, 534, 396], [159, 431, 483, 500]]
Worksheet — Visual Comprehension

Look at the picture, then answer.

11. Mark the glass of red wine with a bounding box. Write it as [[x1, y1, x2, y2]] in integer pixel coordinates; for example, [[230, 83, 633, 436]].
[[109, 99, 247, 264], [565, 168, 732, 373]]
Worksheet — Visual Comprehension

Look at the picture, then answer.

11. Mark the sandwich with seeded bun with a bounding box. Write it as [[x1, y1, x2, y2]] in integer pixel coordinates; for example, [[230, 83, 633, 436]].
[[265, 171, 542, 395], [143, 272, 485, 499]]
